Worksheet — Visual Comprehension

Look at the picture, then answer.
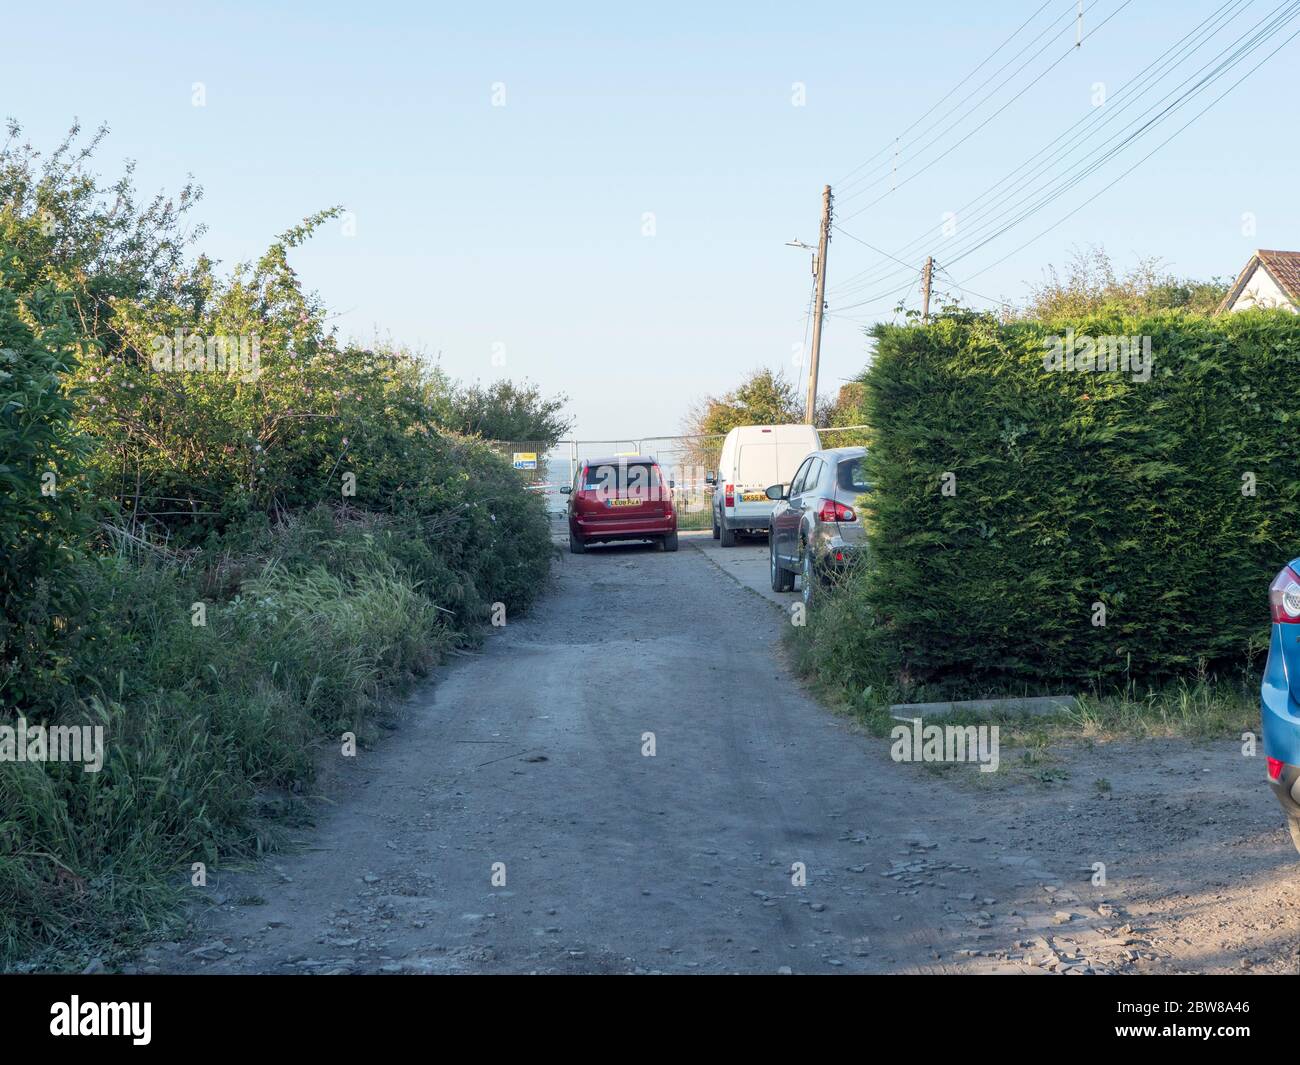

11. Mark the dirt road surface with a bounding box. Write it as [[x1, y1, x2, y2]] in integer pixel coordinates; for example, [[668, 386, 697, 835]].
[[143, 534, 1300, 975]]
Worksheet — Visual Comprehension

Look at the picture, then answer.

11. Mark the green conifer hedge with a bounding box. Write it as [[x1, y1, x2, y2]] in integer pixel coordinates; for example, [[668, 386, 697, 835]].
[[853, 308, 1300, 688]]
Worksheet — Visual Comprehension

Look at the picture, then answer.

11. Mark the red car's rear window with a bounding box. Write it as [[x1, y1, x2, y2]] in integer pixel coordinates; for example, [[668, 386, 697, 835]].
[[582, 462, 663, 494]]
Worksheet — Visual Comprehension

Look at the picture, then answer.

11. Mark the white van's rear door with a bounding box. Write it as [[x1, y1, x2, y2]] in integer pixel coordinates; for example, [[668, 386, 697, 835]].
[[722, 425, 820, 530], [729, 440, 781, 527]]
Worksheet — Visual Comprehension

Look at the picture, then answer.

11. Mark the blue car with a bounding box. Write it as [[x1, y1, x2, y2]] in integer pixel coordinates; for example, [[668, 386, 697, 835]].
[[1263, 560, 1300, 851]]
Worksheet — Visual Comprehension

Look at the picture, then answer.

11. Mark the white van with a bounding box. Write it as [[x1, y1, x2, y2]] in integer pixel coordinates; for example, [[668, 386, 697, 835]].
[[708, 424, 821, 546]]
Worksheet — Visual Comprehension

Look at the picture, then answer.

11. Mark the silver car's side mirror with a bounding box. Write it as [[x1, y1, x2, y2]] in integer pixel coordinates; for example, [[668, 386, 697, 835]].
[[765, 484, 787, 501], [560, 486, 572, 494]]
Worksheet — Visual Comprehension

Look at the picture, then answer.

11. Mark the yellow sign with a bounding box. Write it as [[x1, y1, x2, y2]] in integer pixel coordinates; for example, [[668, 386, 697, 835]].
[[512, 452, 538, 470]]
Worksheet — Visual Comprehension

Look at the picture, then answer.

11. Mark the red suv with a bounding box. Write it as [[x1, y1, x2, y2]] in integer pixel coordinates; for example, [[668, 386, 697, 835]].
[[562, 456, 678, 554]]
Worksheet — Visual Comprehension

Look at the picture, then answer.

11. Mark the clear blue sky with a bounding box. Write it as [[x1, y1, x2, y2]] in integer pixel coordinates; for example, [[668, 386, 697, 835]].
[[6, 0, 1297, 440]]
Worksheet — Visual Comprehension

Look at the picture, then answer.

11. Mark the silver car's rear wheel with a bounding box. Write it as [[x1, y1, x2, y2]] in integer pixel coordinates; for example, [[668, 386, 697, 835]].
[[801, 547, 815, 608]]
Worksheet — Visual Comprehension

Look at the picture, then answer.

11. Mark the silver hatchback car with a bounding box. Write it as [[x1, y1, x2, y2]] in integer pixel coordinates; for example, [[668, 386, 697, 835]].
[[766, 446, 868, 605]]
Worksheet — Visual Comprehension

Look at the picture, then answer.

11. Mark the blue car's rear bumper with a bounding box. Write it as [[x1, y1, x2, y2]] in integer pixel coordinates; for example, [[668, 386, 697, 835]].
[[1262, 626, 1300, 763], [1262, 624, 1300, 820]]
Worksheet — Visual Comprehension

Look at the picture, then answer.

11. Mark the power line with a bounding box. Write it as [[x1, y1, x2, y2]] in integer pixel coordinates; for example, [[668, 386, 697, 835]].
[[822, 1, 1300, 325], [827, 0, 1286, 305], [837, 0, 1137, 224], [829, 0, 1251, 298], [946, 13, 1300, 285], [834, 1, 1064, 190], [832, 224, 924, 272], [837, 0, 1081, 201], [858, 3, 1297, 309], [837, 1, 1076, 197], [832, 0, 1289, 315], [941, 0, 1300, 269], [934, 263, 1006, 307], [818, 2, 1107, 329], [832, 268, 927, 315]]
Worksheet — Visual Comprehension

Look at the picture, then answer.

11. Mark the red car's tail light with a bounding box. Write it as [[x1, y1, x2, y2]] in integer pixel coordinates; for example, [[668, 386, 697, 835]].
[[725, 483, 734, 508], [1269, 566, 1300, 623], [817, 499, 856, 523], [1268, 757, 1284, 781]]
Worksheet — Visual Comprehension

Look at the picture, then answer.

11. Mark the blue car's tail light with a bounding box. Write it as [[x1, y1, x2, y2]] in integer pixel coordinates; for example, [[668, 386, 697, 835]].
[[1269, 566, 1300, 623]]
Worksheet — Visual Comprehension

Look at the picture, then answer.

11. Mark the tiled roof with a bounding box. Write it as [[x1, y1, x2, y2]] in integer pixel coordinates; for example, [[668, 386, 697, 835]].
[[1218, 249, 1300, 312], [1258, 250, 1300, 303]]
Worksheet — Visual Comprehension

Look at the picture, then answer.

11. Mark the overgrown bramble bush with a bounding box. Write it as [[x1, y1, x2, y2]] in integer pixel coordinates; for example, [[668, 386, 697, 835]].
[[1, 123, 554, 699], [0, 122, 557, 968], [802, 308, 1300, 695], [61, 206, 553, 625]]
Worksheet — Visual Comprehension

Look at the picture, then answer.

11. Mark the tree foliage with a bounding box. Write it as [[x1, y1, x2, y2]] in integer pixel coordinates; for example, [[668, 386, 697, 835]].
[[683, 367, 806, 439], [1022, 245, 1228, 320], [440, 377, 572, 447]]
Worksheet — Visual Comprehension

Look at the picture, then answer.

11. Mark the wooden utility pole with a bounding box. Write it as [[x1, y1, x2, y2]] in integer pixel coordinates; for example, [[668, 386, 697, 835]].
[[805, 184, 832, 425], [921, 256, 934, 322]]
